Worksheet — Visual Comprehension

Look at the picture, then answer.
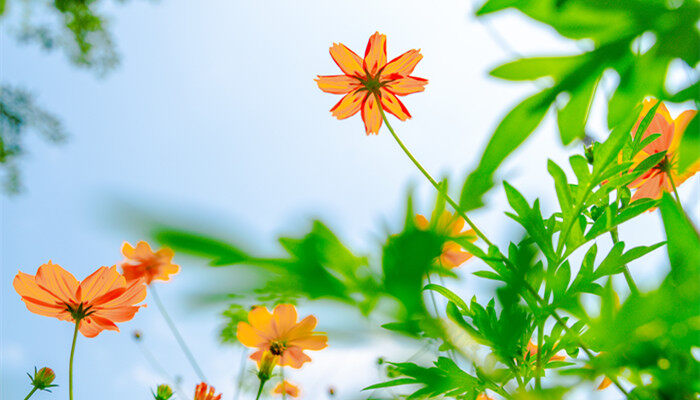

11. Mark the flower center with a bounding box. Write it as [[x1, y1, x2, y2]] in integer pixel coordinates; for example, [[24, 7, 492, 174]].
[[269, 340, 287, 356], [65, 302, 94, 321], [358, 73, 388, 96], [654, 153, 675, 174]]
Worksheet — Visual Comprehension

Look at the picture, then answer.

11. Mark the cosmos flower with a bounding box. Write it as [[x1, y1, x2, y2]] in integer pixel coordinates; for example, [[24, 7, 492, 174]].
[[416, 210, 476, 268], [273, 381, 300, 398], [628, 99, 698, 201], [193, 382, 222, 400], [120, 241, 179, 284], [316, 31, 428, 134], [14, 262, 147, 337], [237, 304, 328, 368]]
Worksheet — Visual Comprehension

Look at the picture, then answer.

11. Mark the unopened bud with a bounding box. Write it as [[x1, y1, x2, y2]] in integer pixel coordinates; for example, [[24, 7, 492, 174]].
[[133, 330, 143, 341], [153, 384, 174, 400], [28, 367, 57, 391], [257, 351, 278, 381]]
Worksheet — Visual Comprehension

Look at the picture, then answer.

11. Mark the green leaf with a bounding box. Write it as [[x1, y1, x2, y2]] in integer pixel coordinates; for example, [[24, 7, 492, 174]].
[[424, 283, 470, 314], [460, 90, 552, 211], [557, 76, 598, 144], [503, 182, 556, 261], [490, 56, 579, 81], [593, 241, 665, 279]]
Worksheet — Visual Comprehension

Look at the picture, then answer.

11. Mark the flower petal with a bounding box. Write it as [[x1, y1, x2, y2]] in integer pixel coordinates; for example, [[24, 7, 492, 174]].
[[330, 90, 366, 120], [415, 214, 429, 230], [384, 76, 428, 96], [382, 49, 423, 79], [248, 306, 274, 331], [363, 32, 387, 76], [379, 89, 411, 121], [35, 262, 79, 304], [273, 304, 297, 336], [329, 43, 364, 77], [288, 334, 328, 351], [286, 315, 318, 339], [361, 94, 382, 135], [280, 346, 311, 369], [669, 109, 697, 153], [78, 266, 123, 303], [237, 322, 268, 347], [315, 75, 361, 94]]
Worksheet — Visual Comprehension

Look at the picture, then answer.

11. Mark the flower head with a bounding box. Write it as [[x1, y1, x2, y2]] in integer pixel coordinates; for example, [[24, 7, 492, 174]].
[[194, 382, 221, 400], [416, 211, 476, 269], [273, 381, 300, 398], [14, 262, 147, 337], [627, 99, 698, 201], [153, 384, 174, 400], [525, 340, 566, 362], [28, 367, 57, 391], [237, 304, 328, 369], [316, 31, 428, 135], [120, 241, 179, 284]]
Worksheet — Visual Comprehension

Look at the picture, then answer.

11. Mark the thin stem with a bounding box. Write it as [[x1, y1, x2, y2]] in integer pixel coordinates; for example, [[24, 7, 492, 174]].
[[378, 101, 630, 397], [611, 228, 639, 296], [255, 377, 268, 400], [667, 171, 683, 207], [69, 320, 80, 400], [23, 387, 38, 400], [535, 321, 543, 389], [376, 96, 493, 248], [150, 284, 208, 382]]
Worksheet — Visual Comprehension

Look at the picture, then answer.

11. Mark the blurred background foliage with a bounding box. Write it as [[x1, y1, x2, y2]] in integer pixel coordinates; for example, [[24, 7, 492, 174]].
[[0, 0, 137, 192]]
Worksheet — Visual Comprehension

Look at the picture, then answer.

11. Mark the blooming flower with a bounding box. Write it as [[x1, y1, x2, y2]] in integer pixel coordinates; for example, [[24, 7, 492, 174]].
[[627, 99, 698, 201], [237, 304, 328, 368], [525, 340, 566, 362], [415, 211, 476, 269], [14, 262, 147, 337], [316, 31, 428, 135], [194, 382, 221, 400], [273, 381, 300, 398], [120, 241, 179, 284]]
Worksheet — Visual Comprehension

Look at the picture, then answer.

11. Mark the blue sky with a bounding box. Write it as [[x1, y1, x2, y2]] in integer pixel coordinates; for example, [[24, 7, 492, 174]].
[[2, 0, 698, 399]]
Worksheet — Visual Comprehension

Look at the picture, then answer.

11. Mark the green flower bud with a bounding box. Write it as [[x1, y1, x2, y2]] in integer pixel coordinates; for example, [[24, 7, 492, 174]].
[[153, 384, 174, 400], [28, 367, 57, 391]]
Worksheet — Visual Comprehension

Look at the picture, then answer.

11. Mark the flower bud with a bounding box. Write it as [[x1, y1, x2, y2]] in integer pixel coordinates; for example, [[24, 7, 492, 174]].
[[133, 330, 143, 340], [28, 367, 57, 391], [257, 351, 278, 381], [153, 384, 174, 400]]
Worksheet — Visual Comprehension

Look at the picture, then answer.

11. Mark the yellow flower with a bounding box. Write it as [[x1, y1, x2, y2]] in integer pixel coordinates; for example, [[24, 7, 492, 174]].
[[416, 211, 476, 269], [237, 304, 327, 368], [273, 381, 300, 398]]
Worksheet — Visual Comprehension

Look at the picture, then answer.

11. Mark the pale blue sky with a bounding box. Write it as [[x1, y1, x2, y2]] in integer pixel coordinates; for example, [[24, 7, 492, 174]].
[[2, 1, 698, 399]]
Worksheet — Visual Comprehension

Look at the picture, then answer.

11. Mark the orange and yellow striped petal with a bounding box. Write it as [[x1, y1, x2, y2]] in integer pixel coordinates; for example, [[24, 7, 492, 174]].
[[382, 49, 423, 79], [361, 94, 383, 135], [330, 90, 366, 120], [315, 75, 361, 95], [379, 89, 411, 121], [329, 43, 364, 77], [384, 76, 428, 96], [363, 32, 387, 76]]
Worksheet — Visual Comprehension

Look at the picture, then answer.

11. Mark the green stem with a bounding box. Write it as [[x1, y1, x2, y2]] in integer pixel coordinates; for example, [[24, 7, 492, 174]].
[[150, 284, 208, 382], [535, 321, 543, 389], [667, 171, 683, 207], [23, 387, 38, 400], [69, 320, 80, 400], [611, 228, 639, 296], [255, 377, 268, 400], [376, 95, 493, 248], [377, 100, 630, 398]]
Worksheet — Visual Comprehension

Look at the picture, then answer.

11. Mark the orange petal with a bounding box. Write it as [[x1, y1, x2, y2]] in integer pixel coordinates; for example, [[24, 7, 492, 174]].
[[248, 306, 274, 331], [78, 318, 105, 338], [363, 32, 387, 76], [384, 76, 428, 96], [121, 242, 136, 258], [631, 174, 664, 202], [315, 75, 361, 95], [670, 109, 697, 153], [14, 271, 60, 305], [78, 266, 123, 303], [286, 315, 318, 339], [237, 322, 268, 348], [288, 334, 328, 350], [597, 377, 613, 390], [273, 304, 298, 336], [382, 49, 423, 79], [280, 346, 311, 369], [330, 90, 366, 120], [361, 94, 382, 135], [379, 89, 411, 121], [35, 262, 79, 304], [415, 214, 429, 230], [95, 276, 146, 309], [134, 241, 154, 259], [329, 43, 364, 78]]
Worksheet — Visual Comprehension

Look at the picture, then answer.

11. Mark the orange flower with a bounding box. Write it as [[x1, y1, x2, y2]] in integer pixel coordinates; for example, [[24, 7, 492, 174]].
[[526, 340, 566, 362], [316, 31, 428, 135], [476, 394, 494, 400], [628, 99, 698, 201], [120, 241, 179, 284], [13, 262, 147, 337], [416, 211, 476, 269], [194, 382, 221, 400], [237, 304, 328, 369], [273, 381, 300, 398]]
